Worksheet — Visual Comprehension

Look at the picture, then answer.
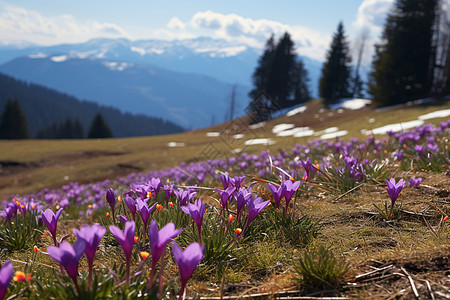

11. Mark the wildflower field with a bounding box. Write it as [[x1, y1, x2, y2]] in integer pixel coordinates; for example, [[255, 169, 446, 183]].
[[0, 101, 449, 299]]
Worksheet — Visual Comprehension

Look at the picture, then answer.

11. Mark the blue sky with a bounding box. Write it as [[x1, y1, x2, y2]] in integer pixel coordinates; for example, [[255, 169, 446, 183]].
[[0, 0, 395, 62]]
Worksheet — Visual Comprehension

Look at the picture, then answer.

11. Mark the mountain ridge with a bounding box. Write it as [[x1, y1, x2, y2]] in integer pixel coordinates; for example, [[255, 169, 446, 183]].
[[0, 72, 185, 138]]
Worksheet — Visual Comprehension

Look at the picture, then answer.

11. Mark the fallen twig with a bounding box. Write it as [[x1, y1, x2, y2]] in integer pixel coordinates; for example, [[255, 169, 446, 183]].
[[400, 267, 419, 299], [355, 265, 394, 281], [400, 209, 433, 217], [333, 183, 365, 202], [425, 280, 435, 300], [435, 292, 450, 299]]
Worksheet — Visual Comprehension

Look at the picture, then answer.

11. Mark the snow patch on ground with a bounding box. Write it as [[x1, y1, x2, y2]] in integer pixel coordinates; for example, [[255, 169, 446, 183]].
[[206, 132, 220, 137], [276, 127, 314, 137], [286, 106, 307, 117], [249, 122, 265, 130], [272, 123, 295, 134], [51, 55, 67, 62], [314, 127, 338, 136], [320, 130, 348, 139], [294, 129, 315, 137], [418, 109, 450, 120], [233, 134, 244, 139], [329, 98, 372, 110], [365, 120, 425, 135], [244, 138, 276, 146], [167, 142, 185, 147]]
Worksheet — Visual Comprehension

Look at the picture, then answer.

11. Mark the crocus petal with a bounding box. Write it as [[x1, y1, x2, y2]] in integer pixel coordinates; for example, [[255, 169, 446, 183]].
[[172, 241, 205, 287], [0, 260, 13, 299]]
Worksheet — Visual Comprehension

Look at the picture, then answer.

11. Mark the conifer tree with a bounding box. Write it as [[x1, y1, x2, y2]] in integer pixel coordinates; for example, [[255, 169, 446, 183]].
[[319, 22, 353, 105], [87, 113, 113, 138], [0, 99, 29, 139], [72, 118, 84, 139], [248, 32, 310, 118], [368, 0, 439, 106], [249, 35, 276, 101]]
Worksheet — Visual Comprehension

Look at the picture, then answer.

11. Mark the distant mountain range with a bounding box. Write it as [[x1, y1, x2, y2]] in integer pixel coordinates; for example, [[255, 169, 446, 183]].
[[0, 37, 324, 128], [0, 73, 185, 137]]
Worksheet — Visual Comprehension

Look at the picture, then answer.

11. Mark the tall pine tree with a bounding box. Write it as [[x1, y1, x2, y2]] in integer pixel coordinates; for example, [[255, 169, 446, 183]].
[[0, 99, 29, 139], [368, 0, 439, 106], [248, 32, 310, 118], [87, 113, 113, 138], [319, 22, 353, 106]]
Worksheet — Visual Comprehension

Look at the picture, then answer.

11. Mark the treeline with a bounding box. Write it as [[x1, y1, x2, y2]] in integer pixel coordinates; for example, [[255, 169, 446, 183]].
[[248, 0, 449, 114], [0, 73, 185, 139]]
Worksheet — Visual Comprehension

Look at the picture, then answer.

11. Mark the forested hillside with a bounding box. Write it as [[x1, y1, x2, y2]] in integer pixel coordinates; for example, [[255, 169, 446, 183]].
[[0, 73, 185, 138]]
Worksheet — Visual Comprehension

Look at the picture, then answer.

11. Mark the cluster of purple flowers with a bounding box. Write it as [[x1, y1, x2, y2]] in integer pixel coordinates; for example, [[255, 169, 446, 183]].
[[0, 120, 447, 297]]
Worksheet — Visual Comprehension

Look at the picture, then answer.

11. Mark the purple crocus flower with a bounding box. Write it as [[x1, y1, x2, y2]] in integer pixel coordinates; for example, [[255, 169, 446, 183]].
[[47, 239, 86, 293], [172, 241, 205, 298], [119, 214, 128, 223], [0, 260, 13, 300], [0, 206, 14, 221], [73, 224, 106, 289], [301, 157, 314, 177], [215, 186, 236, 214], [42, 208, 63, 246], [283, 180, 300, 213], [147, 221, 182, 289], [234, 188, 252, 222], [106, 188, 117, 223], [109, 221, 135, 284], [181, 199, 206, 243], [414, 145, 425, 156], [385, 178, 405, 218], [174, 189, 197, 206], [268, 183, 286, 210], [220, 172, 231, 189], [231, 176, 245, 190], [124, 196, 136, 220], [163, 184, 174, 203], [408, 177, 423, 188], [136, 199, 157, 233], [149, 178, 162, 198], [243, 196, 270, 233], [148, 221, 182, 268]]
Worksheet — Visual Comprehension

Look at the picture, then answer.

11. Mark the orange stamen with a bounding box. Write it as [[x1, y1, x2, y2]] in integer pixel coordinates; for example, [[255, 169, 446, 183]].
[[140, 251, 150, 260], [228, 214, 235, 223], [13, 271, 29, 282]]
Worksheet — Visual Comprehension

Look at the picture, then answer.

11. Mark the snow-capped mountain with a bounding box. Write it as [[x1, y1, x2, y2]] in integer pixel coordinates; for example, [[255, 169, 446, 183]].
[[0, 37, 322, 93], [0, 37, 323, 129], [0, 55, 250, 129]]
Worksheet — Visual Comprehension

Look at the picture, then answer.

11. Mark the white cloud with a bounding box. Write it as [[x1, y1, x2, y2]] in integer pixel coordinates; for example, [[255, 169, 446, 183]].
[[353, 0, 393, 34], [158, 10, 330, 61], [167, 17, 185, 30], [0, 3, 127, 45], [351, 0, 394, 65]]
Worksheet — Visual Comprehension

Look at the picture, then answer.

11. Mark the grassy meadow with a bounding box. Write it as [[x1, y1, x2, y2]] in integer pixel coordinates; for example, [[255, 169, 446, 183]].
[[0, 98, 449, 299]]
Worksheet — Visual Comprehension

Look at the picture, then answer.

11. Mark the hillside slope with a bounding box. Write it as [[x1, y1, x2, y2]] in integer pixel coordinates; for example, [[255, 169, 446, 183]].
[[0, 73, 185, 137]]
